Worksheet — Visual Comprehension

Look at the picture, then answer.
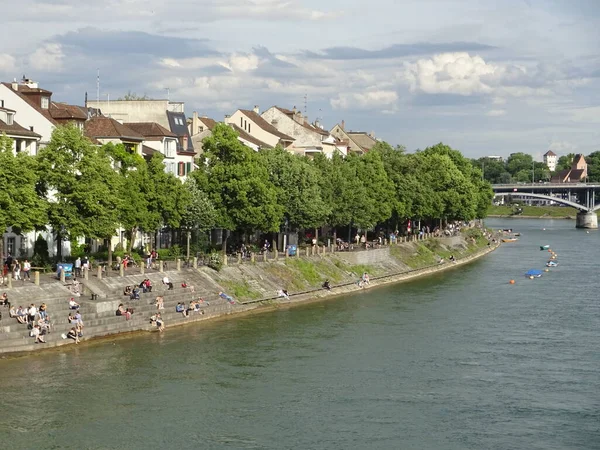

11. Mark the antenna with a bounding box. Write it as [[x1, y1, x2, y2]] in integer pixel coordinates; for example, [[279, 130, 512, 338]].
[[165, 87, 170, 102], [303, 93, 307, 116], [96, 69, 100, 103]]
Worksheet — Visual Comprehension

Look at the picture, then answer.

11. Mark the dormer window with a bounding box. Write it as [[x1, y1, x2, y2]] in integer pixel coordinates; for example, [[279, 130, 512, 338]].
[[41, 96, 49, 109], [6, 112, 13, 125]]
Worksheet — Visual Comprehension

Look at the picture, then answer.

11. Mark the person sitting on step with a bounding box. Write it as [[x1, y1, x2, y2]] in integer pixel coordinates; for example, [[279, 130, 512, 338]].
[[155, 296, 164, 310], [175, 302, 187, 317], [0, 292, 10, 308], [66, 327, 79, 344], [69, 298, 80, 310], [123, 285, 132, 296], [162, 276, 173, 290], [322, 280, 331, 291], [30, 324, 46, 343], [130, 286, 140, 300]]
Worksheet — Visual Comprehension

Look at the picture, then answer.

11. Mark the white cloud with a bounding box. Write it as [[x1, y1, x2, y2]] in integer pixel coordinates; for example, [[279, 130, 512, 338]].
[[28, 43, 64, 72], [0, 53, 16, 72], [330, 90, 398, 110], [160, 58, 181, 68], [401, 52, 497, 95], [486, 109, 506, 117], [225, 53, 259, 72]]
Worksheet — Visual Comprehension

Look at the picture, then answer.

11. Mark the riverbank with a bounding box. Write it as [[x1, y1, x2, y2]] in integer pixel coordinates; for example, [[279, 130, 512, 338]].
[[0, 229, 498, 357], [487, 205, 580, 219]]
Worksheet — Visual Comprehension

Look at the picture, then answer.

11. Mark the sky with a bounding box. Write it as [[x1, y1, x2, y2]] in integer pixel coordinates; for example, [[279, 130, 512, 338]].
[[1, 0, 599, 159]]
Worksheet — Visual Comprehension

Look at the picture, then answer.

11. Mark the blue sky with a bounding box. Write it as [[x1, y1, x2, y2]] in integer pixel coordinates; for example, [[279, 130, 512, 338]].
[[1, 0, 599, 158]]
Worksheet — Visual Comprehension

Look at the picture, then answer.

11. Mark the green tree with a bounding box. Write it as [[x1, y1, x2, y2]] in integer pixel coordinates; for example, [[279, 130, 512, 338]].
[[36, 124, 121, 260], [586, 151, 600, 182], [555, 153, 575, 172], [0, 133, 47, 260], [193, 124, 283, 251], [506, 152, 534, 177], [259, 147, 330, 232]]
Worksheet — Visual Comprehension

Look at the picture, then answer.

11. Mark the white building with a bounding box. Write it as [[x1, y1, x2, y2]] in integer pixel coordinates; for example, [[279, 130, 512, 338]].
[[225, 107, 295, 149], [543, 150, 557, 172], [261, 106, 341, 158]]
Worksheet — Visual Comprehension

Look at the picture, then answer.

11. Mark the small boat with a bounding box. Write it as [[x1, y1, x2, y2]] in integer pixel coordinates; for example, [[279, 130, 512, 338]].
[[502, 238, 519, 243], [514, 233, 521, 237], [540, 245, 550, 250], [546, 261, 558, 267], [525, 269, 543, 278]]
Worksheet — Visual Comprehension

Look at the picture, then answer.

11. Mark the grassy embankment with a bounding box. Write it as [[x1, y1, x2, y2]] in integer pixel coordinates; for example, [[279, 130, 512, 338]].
[[389, 228, 489, 269], [221, 229, 491, 300], [487, 205, 580, 218]]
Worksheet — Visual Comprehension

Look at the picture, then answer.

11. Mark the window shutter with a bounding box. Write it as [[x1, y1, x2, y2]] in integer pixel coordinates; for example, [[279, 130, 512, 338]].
[[186, 162, 191, 174]]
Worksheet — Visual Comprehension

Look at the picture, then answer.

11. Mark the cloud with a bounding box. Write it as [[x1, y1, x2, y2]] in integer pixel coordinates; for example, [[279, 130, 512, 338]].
[[330, 90, 398, 111], [223, 53, 260, 73], [55, 27, 217, 59], [305, 42, 496, 60], [401, 52, 497, 95], [28, 43, 64, 72], [486, 109, 506, 117], [0, 53, 16, 73]]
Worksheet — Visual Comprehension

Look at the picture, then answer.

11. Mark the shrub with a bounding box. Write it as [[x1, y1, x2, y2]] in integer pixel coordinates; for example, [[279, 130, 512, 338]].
[[33, 234, 50, 265], [207, 252, 223, 271]]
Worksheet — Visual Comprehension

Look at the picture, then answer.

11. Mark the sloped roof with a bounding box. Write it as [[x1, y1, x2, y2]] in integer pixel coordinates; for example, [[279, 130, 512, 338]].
[[240, 109, 294, 141], [199, 117, 217, 131], [142, 145, 159, 157], [124, 122, 176, 139], [50, 102, 88, 120], [347, 132, 377, 151], [543, 150, 557, 157], [230, 124, 272, 149], [84, 116, 144, 141], [273, 106, 329, 136], [2, 82, 58, 126], [573, 154, 586, 166], [0, 118, 41, 138]]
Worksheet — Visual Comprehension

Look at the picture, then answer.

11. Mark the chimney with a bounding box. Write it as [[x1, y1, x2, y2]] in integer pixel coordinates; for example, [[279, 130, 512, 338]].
[[341, 120, 345, 130], [253, 105, 259, 114], [191, 111, 199, 135], [224, 114, 231, 122], [292, 106, 297, 114], [11, 78, 17, 91]]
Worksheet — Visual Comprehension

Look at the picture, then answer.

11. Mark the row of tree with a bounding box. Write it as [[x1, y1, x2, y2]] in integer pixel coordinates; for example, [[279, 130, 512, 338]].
[[0, 123, 493, 262], [473, 151, 600, 184]]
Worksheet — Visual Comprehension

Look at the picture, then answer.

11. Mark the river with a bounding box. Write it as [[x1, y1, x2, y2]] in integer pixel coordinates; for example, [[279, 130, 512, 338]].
[[1, 218, 598, 450]]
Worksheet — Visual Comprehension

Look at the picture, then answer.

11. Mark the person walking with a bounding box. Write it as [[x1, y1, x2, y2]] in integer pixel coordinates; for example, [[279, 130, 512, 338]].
[[22, 259, 31, 281]]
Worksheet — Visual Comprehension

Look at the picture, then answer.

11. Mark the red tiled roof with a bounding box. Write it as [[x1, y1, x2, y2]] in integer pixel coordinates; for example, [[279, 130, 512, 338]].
[[230, 124, 272, 149], [50, 102, 88, 120], [124, 122, 176, 138], [0, 118, 41, 138], [84, 117, 144, 141], [273, 106, 328, 136], [239, 109, 294, 141], [2, 82, 58, 126]]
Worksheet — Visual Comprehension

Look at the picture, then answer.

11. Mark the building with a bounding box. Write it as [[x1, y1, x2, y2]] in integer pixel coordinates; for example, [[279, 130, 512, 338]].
[[84, 116, 144, 156], [543, 150, 557, 172], [487, 155, 504, 162], [329, 120, 377, 155], [550, 154, 587, 183], [125, 122, 185, 176], [260, 106, 341, 158], [188, 112, 218, 155], [0, 103, 41, 154], [225, 107, 294, 149], [86, 99, 195, 177]]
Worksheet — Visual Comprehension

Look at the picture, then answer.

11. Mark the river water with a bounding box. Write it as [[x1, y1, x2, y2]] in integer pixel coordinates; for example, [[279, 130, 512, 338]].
[[1, 219, 599, 450]]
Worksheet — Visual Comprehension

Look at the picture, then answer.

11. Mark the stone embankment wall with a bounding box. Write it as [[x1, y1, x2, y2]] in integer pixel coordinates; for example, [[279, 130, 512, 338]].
[[0, 233, 498, 356]]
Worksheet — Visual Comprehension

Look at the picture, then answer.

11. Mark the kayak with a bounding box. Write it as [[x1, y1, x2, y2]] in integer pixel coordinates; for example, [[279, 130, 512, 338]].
[[502, 238, 518, 243]]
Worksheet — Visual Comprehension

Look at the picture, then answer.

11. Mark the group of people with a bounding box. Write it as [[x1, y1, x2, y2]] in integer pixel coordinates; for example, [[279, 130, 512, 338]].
[[175, 298, 208, 317], [357, 272, 370, 288], [2, 254, 32, 284], [123, 285, 141, 300], [116, 303, 135, 321], [73, 256, 91, 277]]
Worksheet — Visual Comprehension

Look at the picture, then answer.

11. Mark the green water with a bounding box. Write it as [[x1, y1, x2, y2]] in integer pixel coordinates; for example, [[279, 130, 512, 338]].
[[1, 219, 599, 449]]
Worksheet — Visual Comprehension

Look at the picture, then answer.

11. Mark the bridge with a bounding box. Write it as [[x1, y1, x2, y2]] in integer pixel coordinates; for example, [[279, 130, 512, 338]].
[[491, 183, 600, 228]]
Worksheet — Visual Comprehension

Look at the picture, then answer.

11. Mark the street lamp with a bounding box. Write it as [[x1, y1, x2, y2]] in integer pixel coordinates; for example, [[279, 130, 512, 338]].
[[532, 161, 535, 185]]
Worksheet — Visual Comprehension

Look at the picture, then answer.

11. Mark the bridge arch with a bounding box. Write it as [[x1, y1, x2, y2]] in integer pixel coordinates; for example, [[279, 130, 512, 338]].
[[493, 192, 589, 212]]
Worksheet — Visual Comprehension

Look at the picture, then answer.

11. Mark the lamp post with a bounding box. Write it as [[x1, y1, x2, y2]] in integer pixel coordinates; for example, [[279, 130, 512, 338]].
[[532, 161, 535, 185]]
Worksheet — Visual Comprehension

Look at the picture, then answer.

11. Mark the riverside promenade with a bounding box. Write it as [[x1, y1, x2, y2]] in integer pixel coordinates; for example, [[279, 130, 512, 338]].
[[0, 230, 498, 356]]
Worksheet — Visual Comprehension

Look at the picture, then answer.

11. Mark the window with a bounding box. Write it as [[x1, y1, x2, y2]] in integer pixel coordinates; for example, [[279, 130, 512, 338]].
[[248, 123, 251, 133], [178, 162, 185, 176], [41, 97, 49, 109], [5, 112, 13, 125], [164, 139, 175, 158], [240, 117, 243, 127], [198, 126, 204, 133], [6, 237, 15, 255]]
